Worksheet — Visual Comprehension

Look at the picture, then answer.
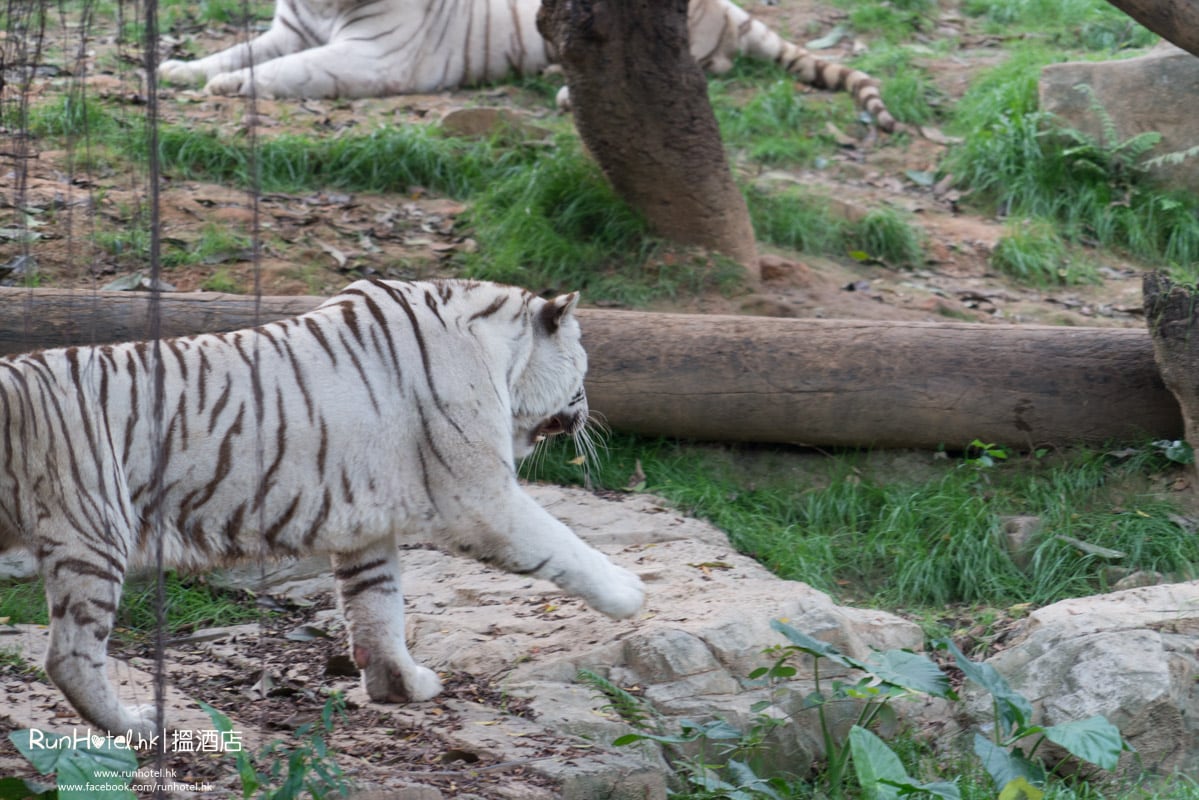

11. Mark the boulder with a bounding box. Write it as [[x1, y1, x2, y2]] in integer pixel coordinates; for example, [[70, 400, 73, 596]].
[[974, 582, 1199, 776], [1039, 44, 1199, 193]]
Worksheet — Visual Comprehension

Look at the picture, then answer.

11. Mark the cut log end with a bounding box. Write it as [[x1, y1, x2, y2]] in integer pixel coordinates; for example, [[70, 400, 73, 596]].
[[1144, 271, 1199, 479]]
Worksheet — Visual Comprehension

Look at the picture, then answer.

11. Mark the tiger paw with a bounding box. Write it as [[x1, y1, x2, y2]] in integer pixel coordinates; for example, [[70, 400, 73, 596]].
[[157, 60, 208, 87], [585, 562, 645, 620], [115, 703, 162, 742], [204, 71, 252, 97], [357, 648, 442, 703]]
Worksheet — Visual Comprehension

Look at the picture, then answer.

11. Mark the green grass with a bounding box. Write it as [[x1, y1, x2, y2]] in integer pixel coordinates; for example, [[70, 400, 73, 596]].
[[960, 0, 1157, 51], [827, 0, 938, 43], [991, 219, 1097, 286], [708, 61, 847, 166], [945, 44, 1199, 276], [747, 189, 925, 268], [527, 435, 1198, 610], [200, 268, 247, 293], [0, 573, 261, 633]]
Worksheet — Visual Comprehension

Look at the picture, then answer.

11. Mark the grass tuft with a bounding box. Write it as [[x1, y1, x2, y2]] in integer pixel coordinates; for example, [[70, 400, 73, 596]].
[[991, 219, 1096, 286], [946, 46, 1199, 276], [525, 435, 1199, 610]]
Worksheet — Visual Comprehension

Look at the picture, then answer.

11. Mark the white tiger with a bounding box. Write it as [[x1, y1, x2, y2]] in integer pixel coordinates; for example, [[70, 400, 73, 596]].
[[158, 0, 895, 131], [0, 279, 644, 737]]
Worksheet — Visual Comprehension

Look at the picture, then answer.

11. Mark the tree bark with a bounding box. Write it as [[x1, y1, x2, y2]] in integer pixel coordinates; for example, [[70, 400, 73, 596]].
[[536, 0, 759, 272], [1105, 0, 1199, 58], [0, 288, 1180, 450], [1144, 272, 1199, 472]]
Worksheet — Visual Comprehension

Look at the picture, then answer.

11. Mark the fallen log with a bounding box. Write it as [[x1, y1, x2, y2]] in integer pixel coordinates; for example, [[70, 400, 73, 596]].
[[0, 287, 1181, 449]]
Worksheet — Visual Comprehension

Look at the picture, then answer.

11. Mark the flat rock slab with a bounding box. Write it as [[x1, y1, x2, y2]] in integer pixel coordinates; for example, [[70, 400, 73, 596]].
[[977, 581, 1199, 776]]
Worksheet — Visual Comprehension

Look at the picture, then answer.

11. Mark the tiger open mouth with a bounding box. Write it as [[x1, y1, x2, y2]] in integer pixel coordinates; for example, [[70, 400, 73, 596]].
[[531, 413, 576, 445]]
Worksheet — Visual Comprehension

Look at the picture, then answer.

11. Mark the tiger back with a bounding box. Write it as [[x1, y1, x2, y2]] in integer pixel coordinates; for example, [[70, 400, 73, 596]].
[[0, 278, 645, 737]]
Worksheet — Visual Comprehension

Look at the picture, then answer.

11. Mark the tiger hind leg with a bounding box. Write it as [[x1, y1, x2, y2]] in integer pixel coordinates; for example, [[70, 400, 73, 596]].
[[331, 542, 442, 703], [40, 525, 158, 738]]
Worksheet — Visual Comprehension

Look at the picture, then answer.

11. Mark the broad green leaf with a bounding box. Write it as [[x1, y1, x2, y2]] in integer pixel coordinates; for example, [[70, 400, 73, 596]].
[[10, 730, 138, 800], [938, 640, 1032, 735], [612, 730, 700, 746], [691, 718, 745, 741], [724, 759, 785, 800], [974, 734, 1044, 791], [880, 778, 962, 799], [770, 620, 863, 671], [850, 725, 908, 800], [9, 731, 65, 774], [1042, 716, 1126, 771], [998, 777, 1045, 800], [864, 650, 956, 698], [56, 745, 138, 800]]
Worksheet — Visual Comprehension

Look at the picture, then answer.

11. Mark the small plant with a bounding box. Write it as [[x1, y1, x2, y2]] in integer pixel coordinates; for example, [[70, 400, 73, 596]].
[[596, 620, 1130, 800], [1152, 439, 1195, 465], [963, 439, 1010, 469], [202, 693, 351, 800], [607, 619, 954, 799], [937, 639, 1129, 797]]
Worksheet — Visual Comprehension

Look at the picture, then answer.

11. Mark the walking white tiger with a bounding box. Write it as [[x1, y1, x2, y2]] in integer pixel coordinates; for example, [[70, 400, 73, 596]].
[[0, 279, 644, 737], [158, 0, 896, 131]]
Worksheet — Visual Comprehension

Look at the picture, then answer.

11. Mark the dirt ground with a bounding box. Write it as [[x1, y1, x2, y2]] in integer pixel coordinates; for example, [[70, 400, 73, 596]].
[[0, 1, 1167, 796]]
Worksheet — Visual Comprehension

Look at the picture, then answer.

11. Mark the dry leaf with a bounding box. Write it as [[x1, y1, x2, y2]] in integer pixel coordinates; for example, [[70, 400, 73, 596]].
[[317, 239, 348, 268]]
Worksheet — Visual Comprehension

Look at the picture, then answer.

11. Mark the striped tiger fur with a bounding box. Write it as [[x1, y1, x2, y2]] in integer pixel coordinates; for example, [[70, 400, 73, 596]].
[[158, 0, 895, 131], [0, 279, 644, 737]]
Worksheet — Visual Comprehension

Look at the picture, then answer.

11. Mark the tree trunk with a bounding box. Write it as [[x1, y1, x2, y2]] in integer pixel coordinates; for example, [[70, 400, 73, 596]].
[[536, 0, 759, 272], [0, 288, 1180, 450], [1105, 0, 1199, 58], [1144, 271, 1199, 474]]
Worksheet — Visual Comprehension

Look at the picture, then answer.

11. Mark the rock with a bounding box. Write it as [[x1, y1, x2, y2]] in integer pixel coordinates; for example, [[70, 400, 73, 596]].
[[971, 582, 1199, 775], [999, 515, 1042, 570], [1039, 44, 1199, 192]]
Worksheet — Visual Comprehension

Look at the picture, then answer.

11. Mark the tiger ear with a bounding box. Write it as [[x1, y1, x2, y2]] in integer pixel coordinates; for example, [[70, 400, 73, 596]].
[[539, 292, 580, 335]]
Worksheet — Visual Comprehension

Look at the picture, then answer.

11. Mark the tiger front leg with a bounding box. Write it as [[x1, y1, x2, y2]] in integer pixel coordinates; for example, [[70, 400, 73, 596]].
[[330, 543, 442, 703], [201, 42, 396, 99], [158, 24, 311, 88], [457, 488, 646, 620], [41, 546, 159, 738]]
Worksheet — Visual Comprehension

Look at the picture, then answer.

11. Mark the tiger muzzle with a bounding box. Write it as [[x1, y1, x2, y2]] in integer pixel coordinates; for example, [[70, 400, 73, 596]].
[[532, 411, 584, 444]]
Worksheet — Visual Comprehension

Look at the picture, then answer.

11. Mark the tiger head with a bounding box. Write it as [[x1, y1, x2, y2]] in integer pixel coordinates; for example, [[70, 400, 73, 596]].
[[510, 291, 590, 460]]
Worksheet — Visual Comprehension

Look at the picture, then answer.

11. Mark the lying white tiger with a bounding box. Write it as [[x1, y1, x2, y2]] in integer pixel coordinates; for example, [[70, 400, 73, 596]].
[[0, 279, 644, 737], [158, 0, 895, 130]]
